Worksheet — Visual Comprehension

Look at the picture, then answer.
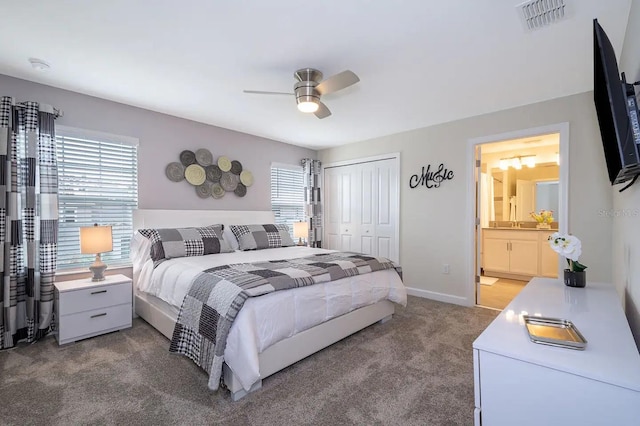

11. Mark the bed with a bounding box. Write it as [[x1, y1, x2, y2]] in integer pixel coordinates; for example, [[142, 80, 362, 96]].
[[132, 209, 406, 401]]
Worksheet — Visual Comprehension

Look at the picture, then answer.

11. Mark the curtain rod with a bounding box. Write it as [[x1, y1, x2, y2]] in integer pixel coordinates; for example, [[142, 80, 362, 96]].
[[15, 101, 64, 119]]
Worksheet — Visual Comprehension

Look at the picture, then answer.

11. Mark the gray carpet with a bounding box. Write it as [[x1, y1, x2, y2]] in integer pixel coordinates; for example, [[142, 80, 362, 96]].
[[0, 296, 497, 425]]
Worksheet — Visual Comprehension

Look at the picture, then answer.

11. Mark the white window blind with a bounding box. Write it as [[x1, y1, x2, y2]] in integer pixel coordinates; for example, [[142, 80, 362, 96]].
[[56, 128, 138, 269], [271, 164, 305, 235]]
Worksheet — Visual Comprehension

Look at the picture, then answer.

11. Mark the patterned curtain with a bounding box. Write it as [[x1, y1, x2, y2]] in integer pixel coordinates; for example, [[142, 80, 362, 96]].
[[0, 97, 59, 349], [302, 158, 322, 248]]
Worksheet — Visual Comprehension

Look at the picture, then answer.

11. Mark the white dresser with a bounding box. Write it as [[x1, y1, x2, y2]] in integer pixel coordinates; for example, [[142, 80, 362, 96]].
[[473, 277, 640, 426], [54, 274, 132, 345]]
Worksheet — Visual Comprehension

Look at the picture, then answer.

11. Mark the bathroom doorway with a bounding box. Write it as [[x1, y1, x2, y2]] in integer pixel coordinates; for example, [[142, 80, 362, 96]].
[[469, 125, 568, 310]]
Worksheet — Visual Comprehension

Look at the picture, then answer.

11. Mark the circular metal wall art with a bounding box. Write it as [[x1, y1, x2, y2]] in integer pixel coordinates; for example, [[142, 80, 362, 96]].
[[230, 160, 243, 175], [166, 151, 252, 199], [240, 170, 254, 187], [195, 182, 212, 198], [205, 164, 222, 182], [165, 162, 185, 182], [179, 150, 196, 166], [211, 183, 225, 199], [220, 172, 239, 192], [185, 164, 206, 186], [195, 148, 213, 166], [217, 156, 232, 172], [234, 182, 247, 197]]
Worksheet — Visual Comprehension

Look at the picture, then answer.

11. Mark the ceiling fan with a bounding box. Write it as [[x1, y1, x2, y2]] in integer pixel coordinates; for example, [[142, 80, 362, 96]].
[[243, 68, 360, 119]]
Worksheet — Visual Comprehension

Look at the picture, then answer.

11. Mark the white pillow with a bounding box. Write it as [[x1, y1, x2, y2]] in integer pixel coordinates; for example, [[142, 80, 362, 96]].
[[223, 225, 240, 251], [130, 231, 152, 270]]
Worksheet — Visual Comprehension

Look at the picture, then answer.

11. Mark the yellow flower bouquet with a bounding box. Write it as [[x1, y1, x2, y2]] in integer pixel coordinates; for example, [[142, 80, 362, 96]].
[[530, 209, 554, 224]]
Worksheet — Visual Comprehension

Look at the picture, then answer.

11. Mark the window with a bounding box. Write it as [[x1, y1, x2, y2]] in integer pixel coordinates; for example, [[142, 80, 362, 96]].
[[56, 126, 138, 269], [270, 163, 305, 236]]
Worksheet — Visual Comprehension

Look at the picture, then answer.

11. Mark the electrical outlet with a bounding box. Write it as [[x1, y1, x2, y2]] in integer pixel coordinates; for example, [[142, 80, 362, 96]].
[[442, 264, 450, 274]]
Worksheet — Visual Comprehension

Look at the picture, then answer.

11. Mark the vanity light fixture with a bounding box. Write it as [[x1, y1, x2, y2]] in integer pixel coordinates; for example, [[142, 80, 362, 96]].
[[498, 155, 536, 170], [512, 157, 522, 169]]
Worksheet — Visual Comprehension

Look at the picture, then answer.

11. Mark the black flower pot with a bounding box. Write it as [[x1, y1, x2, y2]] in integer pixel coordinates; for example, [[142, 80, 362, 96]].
[[564, 269, 586, 288]]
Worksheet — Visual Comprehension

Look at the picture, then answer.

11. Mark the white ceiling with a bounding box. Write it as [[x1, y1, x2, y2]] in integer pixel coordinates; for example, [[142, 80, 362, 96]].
[[0, 1, 633, 149]]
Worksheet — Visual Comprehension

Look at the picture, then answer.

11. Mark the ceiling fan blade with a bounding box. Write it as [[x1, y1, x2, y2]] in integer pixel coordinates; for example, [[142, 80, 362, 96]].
[[314, 102, 331, 119], [243, 90, 294, 95], [315, 70, 360, 95]]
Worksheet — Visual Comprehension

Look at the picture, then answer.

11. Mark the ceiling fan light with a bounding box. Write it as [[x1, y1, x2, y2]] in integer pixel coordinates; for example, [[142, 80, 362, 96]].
[[297, 100, 319, 113]]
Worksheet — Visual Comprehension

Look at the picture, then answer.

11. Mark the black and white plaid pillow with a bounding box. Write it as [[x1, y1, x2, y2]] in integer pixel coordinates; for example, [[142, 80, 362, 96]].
[[229, 224, 295, 251], [138, 224, 232, 265]]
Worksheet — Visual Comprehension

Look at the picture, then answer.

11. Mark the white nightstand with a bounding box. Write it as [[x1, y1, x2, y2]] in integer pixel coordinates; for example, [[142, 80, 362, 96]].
[[54, 274, 132, 345]]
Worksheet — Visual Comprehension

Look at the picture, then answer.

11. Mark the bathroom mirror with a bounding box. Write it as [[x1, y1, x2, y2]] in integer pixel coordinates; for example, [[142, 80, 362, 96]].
[[515, 179, 559, 222], [491, 163, 560, 223], [535, 181, 559, 219]]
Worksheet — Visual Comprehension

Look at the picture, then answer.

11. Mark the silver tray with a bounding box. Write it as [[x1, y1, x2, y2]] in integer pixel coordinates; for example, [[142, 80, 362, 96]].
[[523, 315, 587, 350]]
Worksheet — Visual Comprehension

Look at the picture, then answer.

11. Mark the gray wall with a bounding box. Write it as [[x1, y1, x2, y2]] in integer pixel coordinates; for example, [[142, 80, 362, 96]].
[[615, 0, 640, 349], [0, 74, 315, 211], [319, 92, 613, 306]]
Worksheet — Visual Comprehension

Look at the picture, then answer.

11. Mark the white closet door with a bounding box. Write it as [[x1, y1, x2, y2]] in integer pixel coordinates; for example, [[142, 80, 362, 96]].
[[373, 159, 398, 262], [339, 166, 360, 253], [324, 157, 399, 263], [359, 163, 375, 256], [324, 166, 359, 252]]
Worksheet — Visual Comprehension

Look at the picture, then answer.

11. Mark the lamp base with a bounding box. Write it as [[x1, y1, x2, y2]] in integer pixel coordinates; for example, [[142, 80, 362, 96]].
[[89, 253, 107, 282], [89, 264, 107, 281]]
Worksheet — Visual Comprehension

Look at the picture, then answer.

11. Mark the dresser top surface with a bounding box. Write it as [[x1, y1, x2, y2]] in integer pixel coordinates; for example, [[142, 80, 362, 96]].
[[473, 277, 640, 392], [54, 274, 131, 292]]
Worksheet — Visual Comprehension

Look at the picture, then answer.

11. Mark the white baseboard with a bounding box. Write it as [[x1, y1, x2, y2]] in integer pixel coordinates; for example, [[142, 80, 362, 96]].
[[405, 286, 472, 307]]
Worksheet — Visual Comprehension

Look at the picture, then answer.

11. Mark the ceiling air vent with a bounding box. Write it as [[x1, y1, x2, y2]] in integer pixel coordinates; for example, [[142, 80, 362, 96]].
[[517, 0, 567, 31]]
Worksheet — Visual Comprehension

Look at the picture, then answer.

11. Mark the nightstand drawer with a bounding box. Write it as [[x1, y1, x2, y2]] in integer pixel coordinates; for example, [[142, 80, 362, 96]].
[[58, 282, 131, 315], [58, 303, 132, 344]]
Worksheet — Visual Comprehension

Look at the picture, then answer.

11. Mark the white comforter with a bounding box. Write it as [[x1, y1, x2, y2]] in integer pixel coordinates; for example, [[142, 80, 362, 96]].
[[132, 235, 406, 391]]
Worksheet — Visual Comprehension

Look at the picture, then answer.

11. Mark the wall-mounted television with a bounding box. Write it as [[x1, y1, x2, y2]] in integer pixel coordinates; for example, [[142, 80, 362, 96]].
[[593, 18, 640, 188]]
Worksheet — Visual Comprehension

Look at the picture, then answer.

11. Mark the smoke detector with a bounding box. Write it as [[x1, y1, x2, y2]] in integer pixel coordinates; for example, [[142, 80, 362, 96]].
[[28, 58, 50, 72], [517, 0, 567, 31]]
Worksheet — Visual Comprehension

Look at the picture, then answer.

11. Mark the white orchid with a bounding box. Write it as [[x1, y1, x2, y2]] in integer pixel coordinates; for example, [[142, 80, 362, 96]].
[[548, 233, 587, 272]]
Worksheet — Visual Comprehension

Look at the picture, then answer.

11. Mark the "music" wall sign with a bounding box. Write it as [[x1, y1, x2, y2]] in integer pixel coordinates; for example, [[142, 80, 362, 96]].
[[409, 163, 454, 189]]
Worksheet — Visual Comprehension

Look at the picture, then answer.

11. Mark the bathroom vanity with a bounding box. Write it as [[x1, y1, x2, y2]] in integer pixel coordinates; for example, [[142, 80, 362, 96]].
[[482, 228, 558, 279]]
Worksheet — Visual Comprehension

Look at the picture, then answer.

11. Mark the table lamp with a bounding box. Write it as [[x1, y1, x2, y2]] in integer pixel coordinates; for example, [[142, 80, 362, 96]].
[[293, 221, 308, 246], [80, 224, 113, 281]]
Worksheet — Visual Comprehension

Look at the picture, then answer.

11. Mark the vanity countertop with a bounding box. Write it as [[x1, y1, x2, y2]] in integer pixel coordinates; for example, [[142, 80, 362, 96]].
[[483, 227, 558, 231]]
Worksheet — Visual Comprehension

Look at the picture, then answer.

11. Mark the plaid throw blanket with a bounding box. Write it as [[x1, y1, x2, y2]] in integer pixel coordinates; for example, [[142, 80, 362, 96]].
[[169, 251, 402, 390]]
